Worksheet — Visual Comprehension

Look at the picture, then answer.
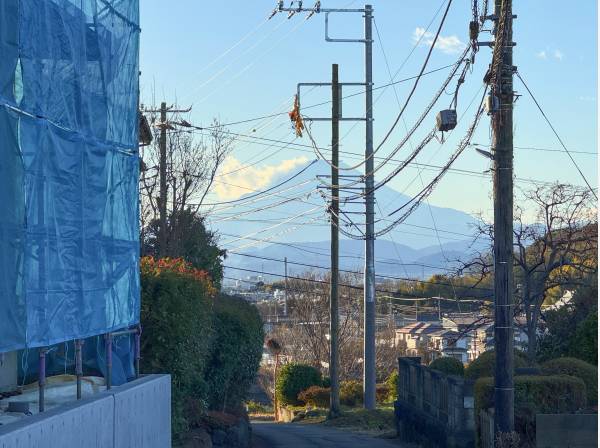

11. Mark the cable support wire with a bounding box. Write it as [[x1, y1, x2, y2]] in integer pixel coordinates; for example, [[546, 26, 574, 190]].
[[515, 71, 598, 200]]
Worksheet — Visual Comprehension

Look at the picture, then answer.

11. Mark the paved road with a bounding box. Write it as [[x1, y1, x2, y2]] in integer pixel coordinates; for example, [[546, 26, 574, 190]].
[[252, 421, 406, 448]]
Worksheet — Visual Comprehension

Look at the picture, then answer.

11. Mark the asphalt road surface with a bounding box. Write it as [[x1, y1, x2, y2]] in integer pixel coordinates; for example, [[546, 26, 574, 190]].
[[252, 421, 407, 448]]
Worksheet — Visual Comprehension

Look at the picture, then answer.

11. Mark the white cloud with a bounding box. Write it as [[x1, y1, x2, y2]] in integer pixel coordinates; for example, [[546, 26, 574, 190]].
[[412, 27, 466, 55], [578, 95, 596, 102], [213, 156, 309, 200], [536, 48, 565, 61], [553, 49, 564, 61]]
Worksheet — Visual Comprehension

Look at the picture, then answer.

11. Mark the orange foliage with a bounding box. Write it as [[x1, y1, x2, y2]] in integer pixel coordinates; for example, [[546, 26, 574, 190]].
[[141, 256, 216, 296]]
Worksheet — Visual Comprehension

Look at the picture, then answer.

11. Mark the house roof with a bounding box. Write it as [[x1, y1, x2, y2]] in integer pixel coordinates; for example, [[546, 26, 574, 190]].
[[444, 314, 490, 327], [396, 322, 462, 340], [396, 322, 443, 335]]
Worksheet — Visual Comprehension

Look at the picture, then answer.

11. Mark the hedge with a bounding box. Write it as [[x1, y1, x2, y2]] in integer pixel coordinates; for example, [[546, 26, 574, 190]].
[[465, 349, 528, 380], [475, 375, 587, 446], [541, 357, 598, 406], [276, 363, 322, 406], [140, 265, 214, 435], [140, 258, 264, 438], [204, 295, 265, 412], [298, 386, 330, 408], [429, 357, 464, 376]]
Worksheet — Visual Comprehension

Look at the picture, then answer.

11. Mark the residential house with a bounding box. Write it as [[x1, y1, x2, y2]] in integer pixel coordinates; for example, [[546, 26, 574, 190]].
[[395, 322, 469, 364]]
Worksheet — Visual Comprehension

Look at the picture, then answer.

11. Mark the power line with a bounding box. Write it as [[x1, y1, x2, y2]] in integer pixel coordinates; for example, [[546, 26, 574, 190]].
[[374, 0, 455, 157], [217, 230, 482, 274], [183, 63, 458, 131], [472, 143, 597, 156], [227, 251, 492, 292], [195, 159, 318, 206], [515, 71, 598, 199], [223, 265, 491, 299]]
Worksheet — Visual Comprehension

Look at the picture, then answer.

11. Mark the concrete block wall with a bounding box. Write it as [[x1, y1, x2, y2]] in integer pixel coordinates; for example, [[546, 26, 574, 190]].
[[536, 414, 598, 448], [0, 374, 170, 448]]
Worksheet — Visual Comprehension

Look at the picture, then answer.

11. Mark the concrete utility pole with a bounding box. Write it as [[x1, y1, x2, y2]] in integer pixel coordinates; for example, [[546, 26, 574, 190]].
[[274, 2, 376, 410], [362, 4, 376, 411], [491, 0, 515, 437], [329, 63, 341, 418]]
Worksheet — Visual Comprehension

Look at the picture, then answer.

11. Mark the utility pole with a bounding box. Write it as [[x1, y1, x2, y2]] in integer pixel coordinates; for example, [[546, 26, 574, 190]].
[[140, 103, 192, 258], [284, 257, 288, 317], [329, 63, 341, 419], [491, 0, 515, 437], [273, 1, 376, 410], [159, 102, 167, 258], [362, 4, 376, 411]]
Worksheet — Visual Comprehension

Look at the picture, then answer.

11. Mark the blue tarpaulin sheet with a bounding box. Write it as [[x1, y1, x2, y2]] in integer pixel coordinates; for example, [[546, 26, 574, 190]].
[[0, 0, 140, 352]]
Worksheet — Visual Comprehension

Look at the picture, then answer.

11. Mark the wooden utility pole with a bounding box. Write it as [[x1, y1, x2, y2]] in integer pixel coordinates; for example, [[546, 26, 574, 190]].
[[140, 102, 192, 258], [329, 63, 341, 419], [284, 257, 288, 316], [158, 102, 168, 258], [491, 0, 515, 437]]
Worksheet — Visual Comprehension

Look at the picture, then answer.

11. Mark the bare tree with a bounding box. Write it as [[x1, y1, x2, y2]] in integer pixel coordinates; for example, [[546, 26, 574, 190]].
[[464, 183, 597, 362], [139, 114, 233, 255], [265, 271, 401, 381]]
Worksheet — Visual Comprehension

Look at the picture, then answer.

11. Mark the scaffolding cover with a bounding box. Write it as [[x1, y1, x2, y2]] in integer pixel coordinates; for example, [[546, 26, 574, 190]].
[[0, 0, 140, 351]]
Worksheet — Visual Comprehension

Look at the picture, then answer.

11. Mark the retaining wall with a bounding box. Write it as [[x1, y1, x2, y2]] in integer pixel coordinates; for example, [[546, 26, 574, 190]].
[[0, 374, 170, 448]]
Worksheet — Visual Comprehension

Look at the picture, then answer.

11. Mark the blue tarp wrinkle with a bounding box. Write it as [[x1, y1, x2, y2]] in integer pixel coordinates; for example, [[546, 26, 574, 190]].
[[0, 0, 140, 353]]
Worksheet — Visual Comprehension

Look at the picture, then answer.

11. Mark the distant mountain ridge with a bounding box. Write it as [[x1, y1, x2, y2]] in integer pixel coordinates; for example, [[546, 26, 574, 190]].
[[207, 160, 488, 280]]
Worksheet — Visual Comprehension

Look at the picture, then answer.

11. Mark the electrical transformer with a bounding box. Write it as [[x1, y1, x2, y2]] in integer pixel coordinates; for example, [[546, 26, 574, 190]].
[[436, 109, 458, 132]]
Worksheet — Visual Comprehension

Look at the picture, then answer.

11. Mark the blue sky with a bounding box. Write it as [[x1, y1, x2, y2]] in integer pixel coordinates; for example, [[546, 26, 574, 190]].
[[140, 0, 597, 222]]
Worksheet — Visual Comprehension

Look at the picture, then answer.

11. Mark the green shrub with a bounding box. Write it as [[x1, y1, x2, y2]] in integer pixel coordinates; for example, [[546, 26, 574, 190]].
[[465, 349, 528, 380], [541, 357, 598, 405], [205, 294, 264, 412], [276, 364, 322, 406], [140, 269, 214, 436], [570, 312, 598, 365], [298, 386, 331, 408], [376, 384, 391, 403], [475, 375, 587, 446], [246, 400, 272, 414], [385, 371, 399, 402], [340, 380, 363, 407], [429, 357, 465, 376], [322, 376, 331, 388]]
